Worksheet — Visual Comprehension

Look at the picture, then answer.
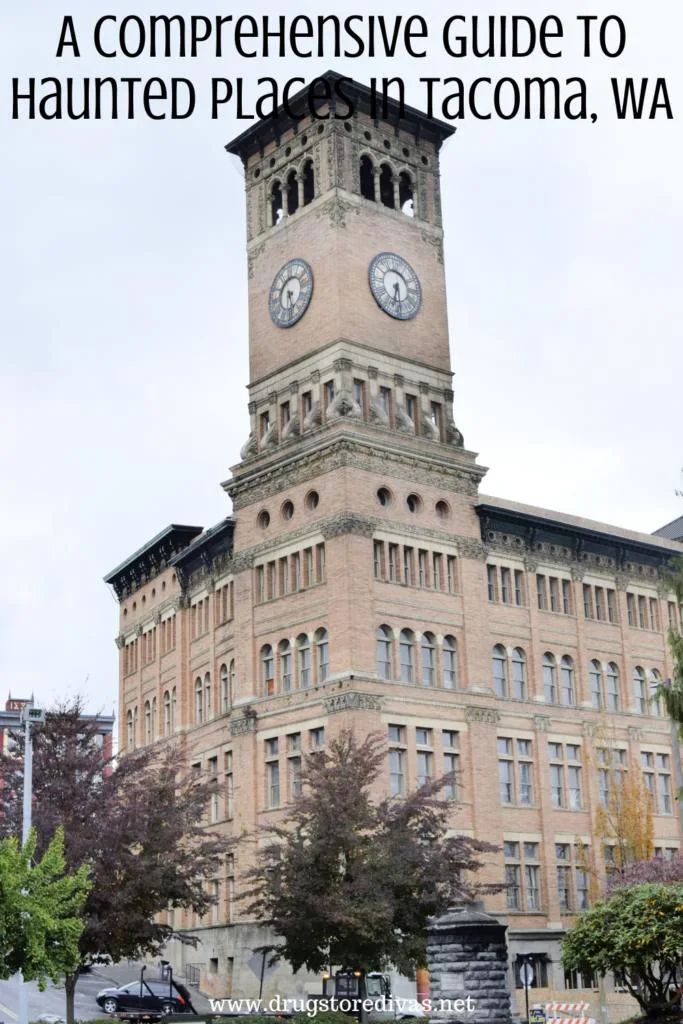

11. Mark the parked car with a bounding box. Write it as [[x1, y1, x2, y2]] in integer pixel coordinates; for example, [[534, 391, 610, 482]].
[[96, 978, 193, 1016]]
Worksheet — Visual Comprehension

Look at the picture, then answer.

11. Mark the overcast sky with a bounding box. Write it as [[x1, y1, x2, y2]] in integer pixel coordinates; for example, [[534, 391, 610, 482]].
[[1, 0, 681, 720]]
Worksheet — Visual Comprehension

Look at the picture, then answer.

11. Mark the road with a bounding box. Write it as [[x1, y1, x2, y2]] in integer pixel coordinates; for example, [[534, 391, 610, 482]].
[[0, 965, 212, 1022]]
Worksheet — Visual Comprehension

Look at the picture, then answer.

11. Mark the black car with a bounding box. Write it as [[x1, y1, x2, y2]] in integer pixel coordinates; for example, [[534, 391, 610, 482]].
[[96, 978, 193, 1016]]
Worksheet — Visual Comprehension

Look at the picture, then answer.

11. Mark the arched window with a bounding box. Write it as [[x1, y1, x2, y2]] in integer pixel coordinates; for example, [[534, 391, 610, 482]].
[[229, 660, 235, 706], [302, 159, 314, 205], [297, 634, 311, 688], [421, 632, 436, 686], [133, 706, 138, 749], [443, 635, 457, 689], [589, 660, 603, 709], [195, 677, 203, 724], [171, 687, 176, 730], [204, 671, 212, 719], [163, 690, 171, 737], [379, 163, 395, 208], [606, 663, 620, 711], [376, 626, 392, 680], [633, 666, 647, 714], [543, 653, 557, 704], [360, 155, 375, 201], [560, 656, 575, 706], [271, 180, 283, 225], [650, 669, 662, 716], [127, 709, 134, 751], [316, 628, 329, 682], [399, 629, 415, 683], [511, 648, 526, 700], [144, 701, 151, 744], [286, 169, 299, 215], [220, 664, 229, 713], [151, 697, 157, 739], [492, 644, 507, 697], [261, 645, 275, 696], [279, 640, 292, 692], [399, 171, 414, 216]]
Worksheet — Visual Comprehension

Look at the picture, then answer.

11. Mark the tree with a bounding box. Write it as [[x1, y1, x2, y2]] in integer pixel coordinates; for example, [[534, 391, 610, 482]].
[[243, 730, 498, 977], [595, 768, 654, 874], [658, 558, 683, 745], [607, 855, 683, 890], [562, 883, 683, 1020], [0, 827, 90, 986], [0, 700, 227, 1024]]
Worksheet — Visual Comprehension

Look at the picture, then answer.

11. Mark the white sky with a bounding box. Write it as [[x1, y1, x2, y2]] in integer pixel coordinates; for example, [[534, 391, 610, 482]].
[[1, 0, 681, 718]]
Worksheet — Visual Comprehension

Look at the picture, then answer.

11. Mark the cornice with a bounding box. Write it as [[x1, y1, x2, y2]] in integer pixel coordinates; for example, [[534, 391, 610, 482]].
[[226, 434, 485, 509]]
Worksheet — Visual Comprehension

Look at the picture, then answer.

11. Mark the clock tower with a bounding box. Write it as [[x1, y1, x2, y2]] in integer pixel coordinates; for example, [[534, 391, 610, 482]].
[[223, 71, 487, 698]]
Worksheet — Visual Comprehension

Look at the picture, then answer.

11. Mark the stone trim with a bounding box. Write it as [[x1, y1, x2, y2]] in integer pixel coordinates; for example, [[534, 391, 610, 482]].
[[323, 692, 383, 714], [465, 706, 500, 724]]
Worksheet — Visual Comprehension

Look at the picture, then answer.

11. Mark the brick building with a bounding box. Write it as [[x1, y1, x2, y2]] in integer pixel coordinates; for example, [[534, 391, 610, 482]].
[[105, 73, 683, 1003]]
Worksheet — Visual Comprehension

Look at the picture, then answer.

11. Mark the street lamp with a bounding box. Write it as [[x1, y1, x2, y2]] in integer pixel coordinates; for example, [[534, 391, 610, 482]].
[[18, 704, 45, 1024]]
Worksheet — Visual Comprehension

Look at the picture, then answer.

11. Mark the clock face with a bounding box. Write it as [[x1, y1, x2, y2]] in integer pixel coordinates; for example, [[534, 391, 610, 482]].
[[368, 252, 422, 321], [268, 258, 313, 328]]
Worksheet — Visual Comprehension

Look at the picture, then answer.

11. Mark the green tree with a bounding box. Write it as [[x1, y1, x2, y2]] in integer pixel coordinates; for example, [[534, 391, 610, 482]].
[[658, 557, 683, 740], [562, 883, 683, 1020], [0, 827, 90, 986], [0, 700, 226, 1024], [243, 729, 498, 977]]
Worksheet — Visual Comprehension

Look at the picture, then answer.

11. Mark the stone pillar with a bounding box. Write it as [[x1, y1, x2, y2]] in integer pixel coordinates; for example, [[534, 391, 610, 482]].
[[427, 902, 514, 1024]]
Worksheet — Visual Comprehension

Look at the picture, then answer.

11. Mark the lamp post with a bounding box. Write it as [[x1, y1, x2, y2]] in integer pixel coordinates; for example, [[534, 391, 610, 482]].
[[18, 704, 45, 1024]]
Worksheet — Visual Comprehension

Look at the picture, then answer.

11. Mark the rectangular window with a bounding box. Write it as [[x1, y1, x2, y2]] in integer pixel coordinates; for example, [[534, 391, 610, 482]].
[[259, 410, 270, 438], [353, 379, 365, 415], [389, 749, 406, 796], [504, 842, 521, 910], [418, 550, 429, 588], [549, 577, 559, 612], [443, 730, 459, 801], [488, 565, 498, 602], [649, 598, 659, 631], [279, 557, 289, 595], [301, 391, 312, 417], [537, 574, 547, 611], [266, 760, 280, 809], [447, 556, 457, 594], [388, 724, 405, 744], [224, 751, 234, 819], [583, 585, 593, 619], [627, 593, 636, 626], [595, 587, 604, 621], [607, 589, 617, 623], [638, 596, 647, 629], [433, 553, 443, 591], [324, 379, 335, 407], [379, 386, 391, 418], [405, 393, 416, 423], [291, 551, 301, 590], [373, 541, 384, 580], [404, 547, 414, 586], [304, 547, 314, 587], [416, 750, 433, 787], [562, 579, 572, 614], [289, 755, 302, 799], [668, 602, 679, 630], [501, 567, 511, 604], [316, 543, 326, 582], [267, 561, 276, 601], [280, 401, 290, 428], [515, 570, 524, 606], [256, 565, 265, 603], [430, 402, 442, 438], [309, 727, 325, 749], [388, 543, 399, 583]]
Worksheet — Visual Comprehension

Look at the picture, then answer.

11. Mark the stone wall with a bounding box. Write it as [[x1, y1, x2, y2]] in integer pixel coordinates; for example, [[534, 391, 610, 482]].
[[427, 903, 514, 1023]]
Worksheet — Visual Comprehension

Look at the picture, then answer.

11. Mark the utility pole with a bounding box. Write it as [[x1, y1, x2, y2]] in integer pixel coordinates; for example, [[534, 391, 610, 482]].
[[18, 704, 45, 1024]]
